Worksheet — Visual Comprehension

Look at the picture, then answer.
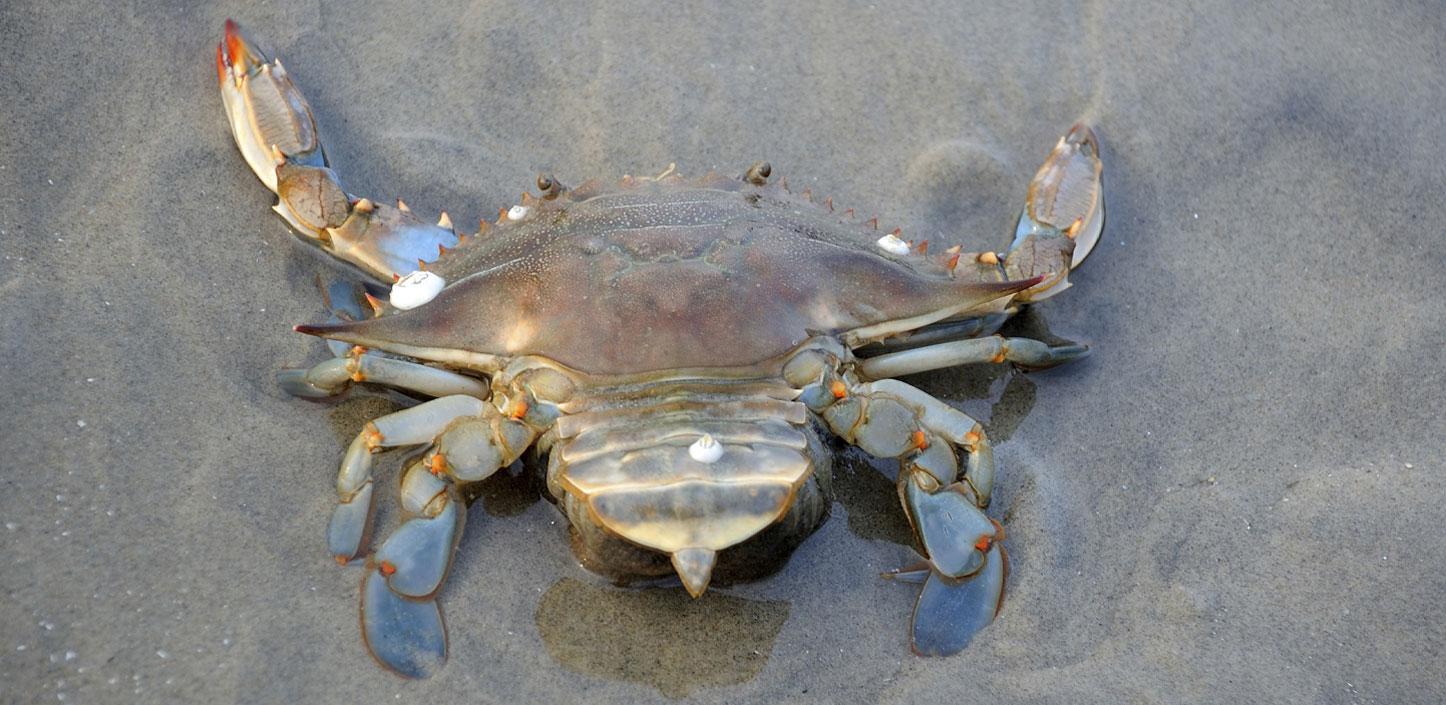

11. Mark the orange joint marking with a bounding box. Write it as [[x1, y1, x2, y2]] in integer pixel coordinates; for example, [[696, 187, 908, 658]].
[[510, 399, 529, 420], [334, 554, 350, 566], [437, 243, 449, 257], [912, 430, 929, 450], [347, 359, 366, 383], [428, 453, 448, 476], [991, 343, 1008, 364], [829, 380, 848, 400], [378, 561, 397, 576], [945, 252, 962, 271], [977, 251, 1000, 265], [973, 535, 992, 553], [364, 425, 384, 451], [964, 429, 983, 447], [349, 345, 367, 358], [1064, 217, 1083, 240]]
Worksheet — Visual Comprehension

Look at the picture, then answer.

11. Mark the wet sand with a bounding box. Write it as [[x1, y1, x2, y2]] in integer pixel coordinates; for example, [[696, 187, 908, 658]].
[[2, 1, 1443, 703]]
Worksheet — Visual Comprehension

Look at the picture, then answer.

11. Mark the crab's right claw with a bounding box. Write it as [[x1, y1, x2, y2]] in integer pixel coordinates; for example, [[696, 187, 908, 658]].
[[216, 19, 325, 190], [215, 21, 460, 282]]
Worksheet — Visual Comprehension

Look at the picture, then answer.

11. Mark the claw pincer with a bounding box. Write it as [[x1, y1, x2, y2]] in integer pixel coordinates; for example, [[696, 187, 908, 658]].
[[217, 20, 457, 282]]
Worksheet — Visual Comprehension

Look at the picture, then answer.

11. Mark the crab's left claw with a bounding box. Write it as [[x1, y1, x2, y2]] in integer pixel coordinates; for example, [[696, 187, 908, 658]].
[[1025, 123, 1104, 268], [1004, 123, 1105, 302]]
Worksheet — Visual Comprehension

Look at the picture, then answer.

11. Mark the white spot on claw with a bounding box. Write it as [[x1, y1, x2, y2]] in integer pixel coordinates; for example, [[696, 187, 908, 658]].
[[507, 205, 529, 221], [389, 270, 446, 310], [689, 434, 724, 464], [875, 233, 910, 255]]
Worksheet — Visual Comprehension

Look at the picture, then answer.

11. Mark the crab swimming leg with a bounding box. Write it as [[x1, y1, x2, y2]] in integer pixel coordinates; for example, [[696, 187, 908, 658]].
[[812, 376, 1005, 655], [359, 398, 539, 678], [216, 20, 459, 281]]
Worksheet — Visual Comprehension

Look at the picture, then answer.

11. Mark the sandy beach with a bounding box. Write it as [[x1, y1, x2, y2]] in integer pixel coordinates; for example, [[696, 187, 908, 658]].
[[2, 1, 1443, 703]]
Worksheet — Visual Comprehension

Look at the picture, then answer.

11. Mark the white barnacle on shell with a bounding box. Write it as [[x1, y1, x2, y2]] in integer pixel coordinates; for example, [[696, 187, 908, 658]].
[[688, 434, 724, 464], [507, 205, 530, 221], [389, 270, 446, 310], [875, 233, 911, 255]]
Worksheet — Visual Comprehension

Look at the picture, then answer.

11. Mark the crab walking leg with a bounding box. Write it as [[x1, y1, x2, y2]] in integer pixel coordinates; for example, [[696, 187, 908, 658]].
[[216, 20, 458, 281], [359, 410, 538, 679], [277, 351, 489, 400], [858, 335, 1088, 379], [828, 379, 998, 504], [328, 396, 487, 562], [860, 313, 1012, 355]]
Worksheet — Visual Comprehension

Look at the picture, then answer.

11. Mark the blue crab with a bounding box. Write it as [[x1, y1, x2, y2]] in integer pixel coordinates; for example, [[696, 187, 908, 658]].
[[216, 20, 1105, 678]]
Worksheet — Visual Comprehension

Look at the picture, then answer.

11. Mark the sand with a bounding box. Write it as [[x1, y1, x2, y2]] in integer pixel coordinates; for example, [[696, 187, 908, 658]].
[[2, 1, 1443, 703]]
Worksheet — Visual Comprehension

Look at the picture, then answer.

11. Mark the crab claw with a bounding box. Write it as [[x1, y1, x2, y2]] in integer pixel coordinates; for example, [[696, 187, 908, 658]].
[[1004, 123, 1105, 302], [217, 19, 266, 78], [216, 19, 324, 192], [1020, 123, 1104, 268]]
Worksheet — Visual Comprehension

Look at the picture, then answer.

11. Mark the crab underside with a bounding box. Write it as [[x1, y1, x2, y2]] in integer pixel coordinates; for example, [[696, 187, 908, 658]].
[[216, 20, 1106, 678]]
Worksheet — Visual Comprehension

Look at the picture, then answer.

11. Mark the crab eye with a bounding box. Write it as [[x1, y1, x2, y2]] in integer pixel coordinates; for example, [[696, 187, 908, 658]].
[[389, 270, 446, 310]]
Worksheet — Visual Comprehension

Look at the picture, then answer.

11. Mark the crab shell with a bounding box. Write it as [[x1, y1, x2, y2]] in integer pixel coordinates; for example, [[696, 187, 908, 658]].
[[301, 179, 1043, 375]]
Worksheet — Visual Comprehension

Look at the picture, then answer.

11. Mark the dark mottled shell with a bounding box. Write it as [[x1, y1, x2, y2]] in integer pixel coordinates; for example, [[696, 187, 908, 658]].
[[310, 179, 1029, 375]]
